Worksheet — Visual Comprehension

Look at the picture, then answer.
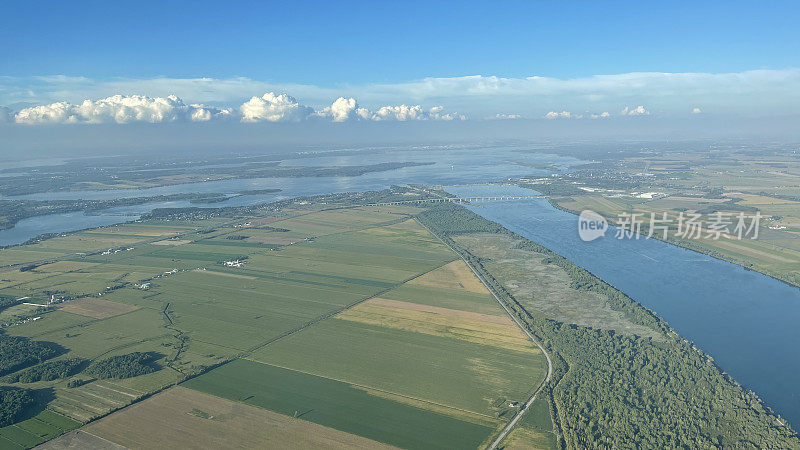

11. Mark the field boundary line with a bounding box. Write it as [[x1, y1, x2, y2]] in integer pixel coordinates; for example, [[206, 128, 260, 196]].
[[240, 359, 499, 422], [414, 218, 554, 450], [243, 257, 458, 355]]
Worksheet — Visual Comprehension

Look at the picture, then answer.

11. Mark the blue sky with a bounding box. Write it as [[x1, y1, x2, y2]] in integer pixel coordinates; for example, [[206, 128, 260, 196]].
[[1, 1, 799, 124], [2, 0, 798, 82]]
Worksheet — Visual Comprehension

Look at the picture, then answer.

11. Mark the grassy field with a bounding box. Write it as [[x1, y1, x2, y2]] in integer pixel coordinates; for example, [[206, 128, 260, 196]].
[[1, 203, 546, 448], [452, 233, 661, 338], [237, 246, 548, 445], [183, 360, 493, 449], [249, 319, 540, 415], [0, 410, 81, 449]]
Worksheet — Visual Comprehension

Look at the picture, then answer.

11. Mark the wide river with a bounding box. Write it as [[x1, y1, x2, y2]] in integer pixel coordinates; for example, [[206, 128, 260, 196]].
[[446, 184, 800, 427], [0, 146, 577, 246], [1, 147, 798, 426]]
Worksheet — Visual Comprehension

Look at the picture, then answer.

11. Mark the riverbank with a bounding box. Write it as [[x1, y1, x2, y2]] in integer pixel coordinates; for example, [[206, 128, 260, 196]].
[[418, 201, 799, 448], [546, 194, 800, 290]]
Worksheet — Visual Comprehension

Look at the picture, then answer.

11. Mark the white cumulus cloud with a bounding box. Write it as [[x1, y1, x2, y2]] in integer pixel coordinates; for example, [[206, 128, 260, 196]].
[[3, 69, 800, 120], [590, 111, 610, 119], [239, 92, 312, 122], [314, 97, 369, 122], [13, 94, 233, 124], [544, 110, 573, 119], [8, 92, 464, 125], [621, 105, 649, 116], [364, 104, 462, 121], [492, 113, 522, 120], [692, 107, 702, 114]]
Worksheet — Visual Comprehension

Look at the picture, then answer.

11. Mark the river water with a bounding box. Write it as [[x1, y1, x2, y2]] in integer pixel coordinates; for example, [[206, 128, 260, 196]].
[[0, 147, 578, 245], [445, 184, 800, 427], [1, 148, 798, 427]]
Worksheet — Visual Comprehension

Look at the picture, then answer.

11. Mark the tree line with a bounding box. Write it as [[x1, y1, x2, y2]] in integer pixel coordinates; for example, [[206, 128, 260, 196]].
[[417, 204, 799, 448]]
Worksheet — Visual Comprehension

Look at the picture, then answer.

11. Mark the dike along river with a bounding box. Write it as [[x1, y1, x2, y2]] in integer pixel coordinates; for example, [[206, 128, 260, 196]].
[[446, 184, 800, 428]]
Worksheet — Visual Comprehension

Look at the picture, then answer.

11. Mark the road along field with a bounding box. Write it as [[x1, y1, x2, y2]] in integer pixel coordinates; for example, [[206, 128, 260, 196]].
[[1, 202, 550, 448], [185, 237, 547, 448]]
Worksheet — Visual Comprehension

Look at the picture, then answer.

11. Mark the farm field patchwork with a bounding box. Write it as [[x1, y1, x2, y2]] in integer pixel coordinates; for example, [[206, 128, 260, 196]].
[[4, 204, 537, 448], [183, 360, 493, 450], [230, 252, 547, 446], [69, 386, 399, 450]]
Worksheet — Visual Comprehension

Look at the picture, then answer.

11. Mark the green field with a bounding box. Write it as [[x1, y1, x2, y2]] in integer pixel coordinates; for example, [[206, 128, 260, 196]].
[[0, 410, 80, 449], [249, 319, 540, 416], [2, 203, 548, 448], [182, 359, 494, 450]]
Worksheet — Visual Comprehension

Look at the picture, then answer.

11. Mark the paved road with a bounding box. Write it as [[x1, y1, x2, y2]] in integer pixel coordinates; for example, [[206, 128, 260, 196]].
[[415, 218, 555, 449]]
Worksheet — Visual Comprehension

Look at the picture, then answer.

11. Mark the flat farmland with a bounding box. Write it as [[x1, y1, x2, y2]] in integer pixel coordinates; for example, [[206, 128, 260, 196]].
[[45, 380, 145, 423], [0, 410, 81, 449], [74, 386, 398, 450], [5, 307, 170, 359], [249, 319, 541, 415], [0, 204, 545, 448], [56, 297, 138, 319], [183, 360, 492, 449], [133, 217, 452, 352], [0, 221, 206, 269], [237, 252, 546, 444]]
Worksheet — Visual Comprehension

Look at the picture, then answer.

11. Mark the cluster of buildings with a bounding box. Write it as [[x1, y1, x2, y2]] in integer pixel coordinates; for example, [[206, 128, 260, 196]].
[[101, 247, 135, 255]]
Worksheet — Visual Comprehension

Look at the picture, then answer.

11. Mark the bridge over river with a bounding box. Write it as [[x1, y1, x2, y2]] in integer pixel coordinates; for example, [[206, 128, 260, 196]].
[[366, 194, 543, 206]]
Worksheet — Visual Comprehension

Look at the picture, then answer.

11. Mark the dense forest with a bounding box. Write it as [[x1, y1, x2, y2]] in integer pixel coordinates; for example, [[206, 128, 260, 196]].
[[417, 204, 799, 448], [0, 387, 35, 427], [87, 352, 159, 379], [4, 358, 86, 383], [0, 334, 62, 376]]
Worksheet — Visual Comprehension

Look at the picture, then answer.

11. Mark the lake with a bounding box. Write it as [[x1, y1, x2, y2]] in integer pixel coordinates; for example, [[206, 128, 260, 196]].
[[446, 184, 800, 427]]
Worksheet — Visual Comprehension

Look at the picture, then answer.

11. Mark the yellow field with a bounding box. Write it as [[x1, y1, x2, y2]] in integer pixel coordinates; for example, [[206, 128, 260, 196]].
[[408, 260, 488, 294], [337, 299, 536, 353], [150, 239, 192, 246]]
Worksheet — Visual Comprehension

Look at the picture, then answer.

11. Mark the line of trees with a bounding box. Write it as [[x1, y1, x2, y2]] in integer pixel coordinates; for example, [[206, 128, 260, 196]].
[[417, 204, 799, 448]]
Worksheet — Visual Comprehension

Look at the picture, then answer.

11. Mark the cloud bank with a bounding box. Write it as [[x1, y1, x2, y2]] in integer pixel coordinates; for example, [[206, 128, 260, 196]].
[[3, 68, 799, 124], [13, 95, 233, 125], [621, 105, 649, 116], [10, 93, 463, 125]]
